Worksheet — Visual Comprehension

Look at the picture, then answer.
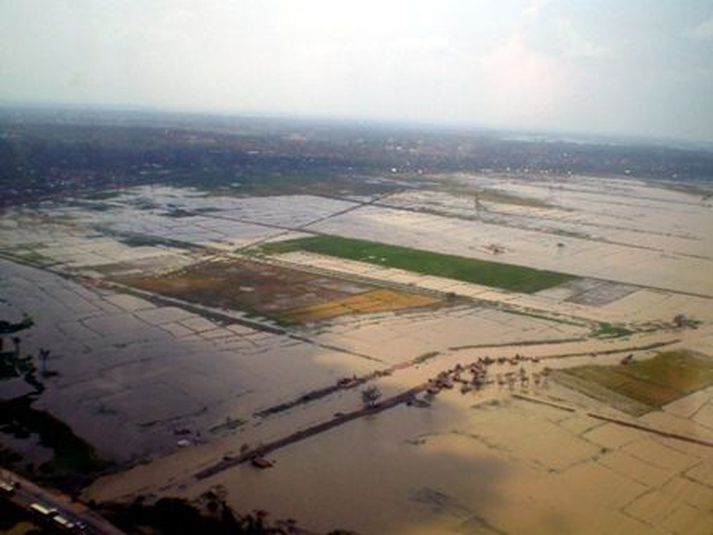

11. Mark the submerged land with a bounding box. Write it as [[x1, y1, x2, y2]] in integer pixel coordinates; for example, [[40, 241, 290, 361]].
[[1, 109, 713, 534]]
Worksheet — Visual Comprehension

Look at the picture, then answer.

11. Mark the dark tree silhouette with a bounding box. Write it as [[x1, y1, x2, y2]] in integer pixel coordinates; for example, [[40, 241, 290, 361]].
[[39, 348, 50, 376], [361, 385, 382, 408]]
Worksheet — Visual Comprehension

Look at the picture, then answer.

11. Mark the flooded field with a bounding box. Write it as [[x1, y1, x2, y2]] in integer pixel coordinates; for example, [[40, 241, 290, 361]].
[[1, 174, 712, 533]]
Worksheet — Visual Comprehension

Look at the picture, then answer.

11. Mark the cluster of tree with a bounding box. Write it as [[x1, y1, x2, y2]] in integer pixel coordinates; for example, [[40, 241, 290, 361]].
[[101, 495, 357, 535]]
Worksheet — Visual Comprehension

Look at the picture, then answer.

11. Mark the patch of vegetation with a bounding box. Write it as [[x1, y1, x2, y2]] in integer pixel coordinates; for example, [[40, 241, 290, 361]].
[[555, 350, 713, 414], [553, 228, 590, 239], [261, 235, 575, 293], [209, 417, 246, 434], [413, 351, 440, 364], [195, 206, 223, 213], [592, 322, 634, 338], [104, 228, 204, 251], [361, 385, 382, 407], [84, 189, 125, 200], [162, 206, 223, 218], [101, 496, 320, 535], [476, 188, 553, 209], [116, 234, 176, 248], [12, 250, 54, 266], [0, 313, 34, 334], [0, 350, 34, 380], [0, 396, 108, 486], [0, 246, 54, 266]]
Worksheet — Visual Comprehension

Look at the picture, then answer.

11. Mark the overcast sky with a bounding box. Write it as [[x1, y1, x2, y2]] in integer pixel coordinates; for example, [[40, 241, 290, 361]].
[[1, 0, 713, 141]]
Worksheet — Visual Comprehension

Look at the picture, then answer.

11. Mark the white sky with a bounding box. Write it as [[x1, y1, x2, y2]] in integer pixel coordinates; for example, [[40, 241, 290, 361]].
[[1, 0, 713, 141]]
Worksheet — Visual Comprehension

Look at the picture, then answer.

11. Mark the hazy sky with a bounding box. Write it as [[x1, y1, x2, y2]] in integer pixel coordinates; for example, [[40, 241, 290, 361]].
[[1, 0, 713, 141]]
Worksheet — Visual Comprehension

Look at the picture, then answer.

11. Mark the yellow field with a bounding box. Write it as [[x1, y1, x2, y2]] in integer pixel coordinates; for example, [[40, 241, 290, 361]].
[[282, 288, 441, 323]]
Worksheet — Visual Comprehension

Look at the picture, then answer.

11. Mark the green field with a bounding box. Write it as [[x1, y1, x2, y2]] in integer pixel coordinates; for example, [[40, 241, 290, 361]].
[[554, 350, 713, 414], [591, 322, 634, 338], [260, 235, 574, 293]]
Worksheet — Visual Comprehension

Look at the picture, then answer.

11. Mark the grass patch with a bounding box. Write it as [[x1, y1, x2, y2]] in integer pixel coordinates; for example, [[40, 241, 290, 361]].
[[261, 235, 574, 293], [592, 322, 634, 338], [554, 350, 713, 415]]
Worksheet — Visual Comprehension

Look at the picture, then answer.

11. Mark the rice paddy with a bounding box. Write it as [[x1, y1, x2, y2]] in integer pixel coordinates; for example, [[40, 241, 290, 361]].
[[553, 350, 713, 415], [260, 235, 575, 293]]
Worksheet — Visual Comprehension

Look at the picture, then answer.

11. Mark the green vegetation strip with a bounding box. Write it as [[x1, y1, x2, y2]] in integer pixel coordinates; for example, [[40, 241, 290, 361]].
[[261, 235, 574, 293]]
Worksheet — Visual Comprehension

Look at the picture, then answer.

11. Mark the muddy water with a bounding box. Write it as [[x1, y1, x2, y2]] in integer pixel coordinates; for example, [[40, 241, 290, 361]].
[[185, 384, 713, 535], [189, 398, 513, 534]]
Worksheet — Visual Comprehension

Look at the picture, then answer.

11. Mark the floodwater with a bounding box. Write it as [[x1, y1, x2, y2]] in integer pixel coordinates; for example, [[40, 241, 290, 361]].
[[1, 175, 712, 533], [164, 382, 713, 534]]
